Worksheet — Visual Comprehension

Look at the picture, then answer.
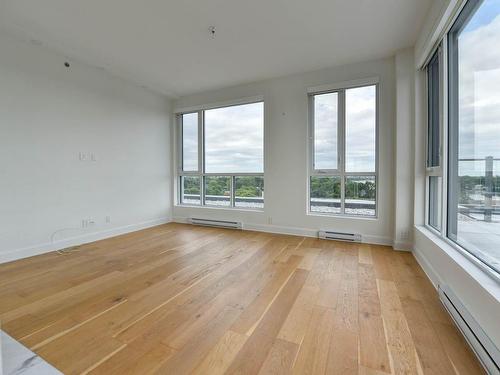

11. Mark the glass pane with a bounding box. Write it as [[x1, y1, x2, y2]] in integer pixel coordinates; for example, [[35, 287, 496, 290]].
[[180, 176, 200, 205], [427, 51, 440, 167], [428, 176, 442, 231], [204, 176, 231, 206], [310, 176, 341, 214], [182, 113, 198, 171], [346, 85, 376, 172], [314, 93, 338, 170], [449, 0, 500, 273], [235, 176, 264, 209], [205, 102, 264, 173], [345, 176, 376, 216]]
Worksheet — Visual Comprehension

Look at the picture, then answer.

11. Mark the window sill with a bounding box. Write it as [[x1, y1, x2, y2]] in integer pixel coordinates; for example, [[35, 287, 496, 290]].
[[174, 204, 265, 213], [415, 225, 500, 295]]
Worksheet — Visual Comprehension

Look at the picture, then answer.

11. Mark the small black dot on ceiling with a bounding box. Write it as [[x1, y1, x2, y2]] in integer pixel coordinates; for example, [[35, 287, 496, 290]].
[[64, 62, 70, 68]]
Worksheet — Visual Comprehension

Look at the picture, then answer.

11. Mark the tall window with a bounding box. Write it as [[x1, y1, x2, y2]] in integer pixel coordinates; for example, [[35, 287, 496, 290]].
[[309, 84, 377, 217], [178, 101, 264, 210], [448, 0, 500, 273], [426, 49, 443, 231]]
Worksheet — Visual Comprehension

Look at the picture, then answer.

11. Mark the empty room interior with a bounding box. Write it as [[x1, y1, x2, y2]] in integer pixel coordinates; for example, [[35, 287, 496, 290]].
[[1, 0, 500, 374]]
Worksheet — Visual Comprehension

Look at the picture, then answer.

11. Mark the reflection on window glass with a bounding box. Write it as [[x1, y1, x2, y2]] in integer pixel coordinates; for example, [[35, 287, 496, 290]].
[[235, 176, 264, 209], [182, 113, 198, 171], [310, 176, 341, 214], [449, 0, 500, 273], [345, 176, 376, 216], [346, 85, 376, 172], [205, 102, 264, 173], [429, 176, 442, 230], [180, 176, 200, 205], [427, 51, 440, 168], [204, 176, 231, 206], [314, 93, 338, 170]]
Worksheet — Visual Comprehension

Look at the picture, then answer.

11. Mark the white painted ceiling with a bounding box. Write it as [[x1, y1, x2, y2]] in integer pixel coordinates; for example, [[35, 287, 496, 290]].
[[0, 0, 432, 97]]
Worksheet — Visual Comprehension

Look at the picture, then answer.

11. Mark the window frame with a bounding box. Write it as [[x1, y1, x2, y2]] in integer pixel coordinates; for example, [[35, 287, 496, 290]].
[[307, 81, 379, 218], [424, 45, 445, 234], [422, 0, 500, 281], [176, 100, 265, 211]]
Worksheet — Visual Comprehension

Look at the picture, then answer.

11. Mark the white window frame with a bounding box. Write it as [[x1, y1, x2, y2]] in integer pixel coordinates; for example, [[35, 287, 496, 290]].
[[424, 44, 446, 234], [422, 0, 500, 281], [175, 99, 265, 211], [307, 79, 379, 218]]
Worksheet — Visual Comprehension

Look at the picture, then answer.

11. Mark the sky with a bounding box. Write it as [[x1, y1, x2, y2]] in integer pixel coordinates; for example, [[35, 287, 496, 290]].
[[205, 102, 264, 173], [314, 86, 376, 172], [183, 102, 264, 174], [458, 0, 500, 177]]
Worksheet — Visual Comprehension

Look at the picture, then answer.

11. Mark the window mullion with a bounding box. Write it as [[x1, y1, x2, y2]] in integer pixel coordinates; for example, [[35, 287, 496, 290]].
[[339, 89, 346, 214]]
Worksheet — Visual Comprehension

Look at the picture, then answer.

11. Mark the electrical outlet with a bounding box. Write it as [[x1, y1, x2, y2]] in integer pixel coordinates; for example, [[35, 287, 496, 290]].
[[268, 217, 272, 224], [105, 216, 111, 223], [82, 219, 96, 228]]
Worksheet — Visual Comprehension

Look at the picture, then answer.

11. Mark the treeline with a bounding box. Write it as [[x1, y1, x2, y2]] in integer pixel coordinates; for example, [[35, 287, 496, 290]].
[[310, 176, 376, 199], [182, 176, 264, 197]]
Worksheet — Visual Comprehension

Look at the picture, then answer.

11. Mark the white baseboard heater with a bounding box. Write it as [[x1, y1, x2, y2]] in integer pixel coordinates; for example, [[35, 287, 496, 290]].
[[439, 285, 500, 374], [190, 218, 242, 229], [318, 230, 362, 242]]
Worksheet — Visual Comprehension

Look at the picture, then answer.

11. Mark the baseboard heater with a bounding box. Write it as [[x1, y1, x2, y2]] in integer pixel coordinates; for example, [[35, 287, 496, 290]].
[[439, 285, 500, 374], [318, 230, 362, 242], [190, 218, 242, 229]]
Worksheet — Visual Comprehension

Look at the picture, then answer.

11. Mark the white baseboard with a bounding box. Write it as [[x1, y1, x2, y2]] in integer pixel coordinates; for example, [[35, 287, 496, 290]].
[[413, 245, 442, 290], [0, 217, 171, 264], [392, 241, 413, 252], [172, 216, 393, 247]]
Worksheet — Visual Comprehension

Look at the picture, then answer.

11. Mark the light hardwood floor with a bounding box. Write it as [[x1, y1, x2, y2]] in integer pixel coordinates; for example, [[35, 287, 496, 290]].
[[0, 223, 483, 374]]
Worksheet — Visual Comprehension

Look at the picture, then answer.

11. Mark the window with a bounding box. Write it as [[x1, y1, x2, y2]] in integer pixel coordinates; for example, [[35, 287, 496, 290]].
[[181, 113, 199, 172], [178, 101, 264, 210], [447, 0, 500, 274], [309, 83, 377, 217], [426, 49, 443, 232], [313, 92, 338, 170]]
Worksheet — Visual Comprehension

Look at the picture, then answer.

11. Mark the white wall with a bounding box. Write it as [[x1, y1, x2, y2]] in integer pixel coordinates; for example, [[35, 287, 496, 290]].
[[0, 33, 172, 263], [172, 58, 397, 245], [393, 49, 416, 250]]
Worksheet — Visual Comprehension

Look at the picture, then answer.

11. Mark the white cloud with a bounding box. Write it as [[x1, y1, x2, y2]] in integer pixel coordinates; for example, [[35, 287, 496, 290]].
[[458, 12, 500, 176]]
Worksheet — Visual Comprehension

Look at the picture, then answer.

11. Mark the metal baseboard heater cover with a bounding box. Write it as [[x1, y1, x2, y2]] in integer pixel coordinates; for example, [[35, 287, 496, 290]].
[[190, 218, 242, 229], [318, 230, 362, 242], [439, 285, 500, 374]]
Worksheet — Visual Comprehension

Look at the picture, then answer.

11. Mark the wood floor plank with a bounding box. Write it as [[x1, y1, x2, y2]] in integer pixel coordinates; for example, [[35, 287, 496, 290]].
[[258, 338, 299, 375], [377, 279, 419, 374], [399, 297, 456, 374], [358, 244, 373, 264], [225, 269, 309, 374], [292, 305, 336, 375], [192, 330, 247, 375], [325, 251, 359, 375], [358, 263, 391, 373], [0, 223, 483, 375]]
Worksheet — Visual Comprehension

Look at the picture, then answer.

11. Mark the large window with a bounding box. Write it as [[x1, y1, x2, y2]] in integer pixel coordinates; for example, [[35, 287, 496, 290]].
[[447, 0, 500, 274], [309, 84, 377, 217], [178, 101, 264, 210]]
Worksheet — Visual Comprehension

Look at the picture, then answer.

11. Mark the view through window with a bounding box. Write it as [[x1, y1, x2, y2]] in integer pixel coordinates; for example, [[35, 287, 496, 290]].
[[179, 102, 264, 209], [448, 0, 500, 273], [310, 84, 377, 216]]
